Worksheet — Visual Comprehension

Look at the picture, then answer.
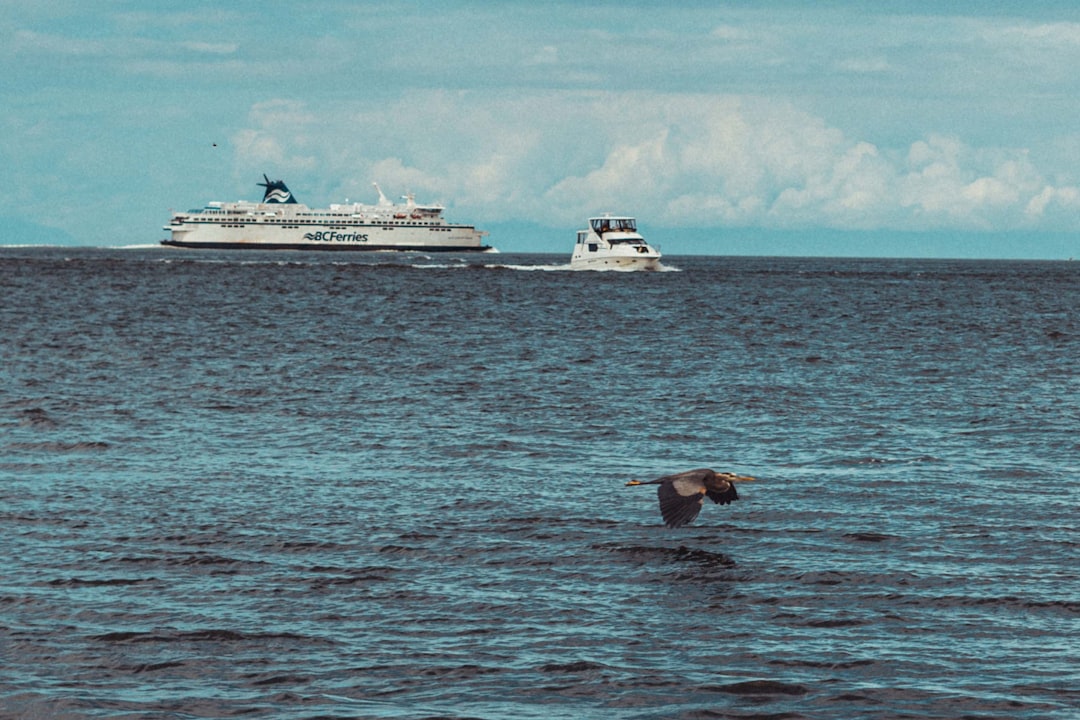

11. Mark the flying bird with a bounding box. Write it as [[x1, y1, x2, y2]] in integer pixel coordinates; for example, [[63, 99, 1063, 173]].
[[626, 468, 755, 528]]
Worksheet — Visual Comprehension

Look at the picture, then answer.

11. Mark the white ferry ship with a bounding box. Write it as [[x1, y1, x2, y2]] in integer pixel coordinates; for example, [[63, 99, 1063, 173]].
[[570, 215, 661, 270], [162, 176, 493, 252]]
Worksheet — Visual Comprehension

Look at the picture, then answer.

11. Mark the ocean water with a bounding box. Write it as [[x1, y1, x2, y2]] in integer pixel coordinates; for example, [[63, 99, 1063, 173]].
[[1, 246, 1077, 720]]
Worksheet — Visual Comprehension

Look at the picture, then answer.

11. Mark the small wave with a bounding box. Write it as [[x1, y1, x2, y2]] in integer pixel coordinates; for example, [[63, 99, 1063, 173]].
[[599, 543, 737, 570], [768, 657, 876, 670], [132, 660, 187, 673], [830, 453, 943, 467], [673, 545, 738, 568], [47, 577, 156, 587], [176, 553, 244, 567], [7, 440, 110, 453], [90, 629, 313, 643], [801, 617, 869, 628], [538, 660, 610, 673], [18, 408, 58, 428], [249, 674, 311, 687], [927, 595, 1080, 615], [843, 531, 894, 543], [705, 679, 810, 696]]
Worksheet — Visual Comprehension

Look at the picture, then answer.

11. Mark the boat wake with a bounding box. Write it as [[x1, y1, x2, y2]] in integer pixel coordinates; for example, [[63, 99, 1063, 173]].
[[416, 262, 681, 272]]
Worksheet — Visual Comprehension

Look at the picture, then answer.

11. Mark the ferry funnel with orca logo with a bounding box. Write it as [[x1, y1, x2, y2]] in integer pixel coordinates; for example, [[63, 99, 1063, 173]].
[[257, 174, 298, 204]]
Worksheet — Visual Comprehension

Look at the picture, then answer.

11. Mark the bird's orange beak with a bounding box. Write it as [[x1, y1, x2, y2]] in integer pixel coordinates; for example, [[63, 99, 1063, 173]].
[[625, 480, 643, 486]]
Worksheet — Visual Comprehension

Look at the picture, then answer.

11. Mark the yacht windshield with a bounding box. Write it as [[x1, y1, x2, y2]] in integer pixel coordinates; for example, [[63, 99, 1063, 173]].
[[590, 217, 637, 233]]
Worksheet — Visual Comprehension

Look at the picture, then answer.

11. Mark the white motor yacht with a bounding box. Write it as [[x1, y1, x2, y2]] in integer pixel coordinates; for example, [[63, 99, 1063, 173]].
[[570, 215, 661, 270]]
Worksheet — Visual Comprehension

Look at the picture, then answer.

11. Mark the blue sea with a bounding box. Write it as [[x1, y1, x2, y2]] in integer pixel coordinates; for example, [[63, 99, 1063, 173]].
[[1, 246, 1077, 719]]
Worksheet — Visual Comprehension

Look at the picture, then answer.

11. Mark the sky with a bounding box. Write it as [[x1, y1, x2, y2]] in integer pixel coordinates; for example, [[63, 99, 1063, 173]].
[[4, 1, 1080, 258]]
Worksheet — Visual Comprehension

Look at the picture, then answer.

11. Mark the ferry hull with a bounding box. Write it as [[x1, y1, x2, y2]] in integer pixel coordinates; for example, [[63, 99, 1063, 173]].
[[161, 222, 492, 252], [161, 239, 494, 252]]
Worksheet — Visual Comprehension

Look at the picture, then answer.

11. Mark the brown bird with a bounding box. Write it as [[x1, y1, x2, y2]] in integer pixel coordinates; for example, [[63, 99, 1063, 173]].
[[626, 468, 755, 528]]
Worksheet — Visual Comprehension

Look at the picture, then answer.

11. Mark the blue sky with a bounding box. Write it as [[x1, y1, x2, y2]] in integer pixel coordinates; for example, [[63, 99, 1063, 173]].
[[4, 1, 1080, 257]]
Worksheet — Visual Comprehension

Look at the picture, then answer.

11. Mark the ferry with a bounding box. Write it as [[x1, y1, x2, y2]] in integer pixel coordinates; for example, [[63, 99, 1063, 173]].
[[162, 176, 493, 252], [570, 215, 661, 270]]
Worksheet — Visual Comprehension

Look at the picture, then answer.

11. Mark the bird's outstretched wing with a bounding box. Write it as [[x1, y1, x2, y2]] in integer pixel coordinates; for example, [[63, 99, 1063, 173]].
[[706, 483, 738, 505], [657, 480, 705, 528]]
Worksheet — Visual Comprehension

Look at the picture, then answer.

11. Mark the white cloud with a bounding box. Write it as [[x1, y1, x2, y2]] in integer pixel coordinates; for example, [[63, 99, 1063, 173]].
[[1025, 185, 1080, 221], [179, 41, 238, 55], [835, 56, 890, 74], [989, 21, 1080, 48], [895, 136, 1050, 229], [771, 141, 896, 228], [12, 29, 108, 56], [527, 45, 559, 66], [710, 25, 750, 41], [231, 100, 319, 176], [223, 92, 1080, 233], [543, 130, 676, 220]]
